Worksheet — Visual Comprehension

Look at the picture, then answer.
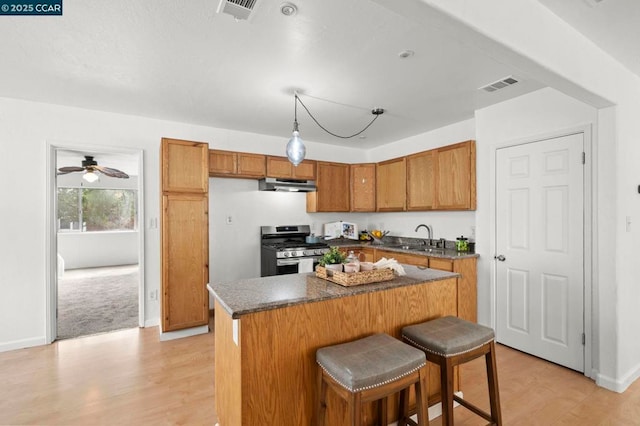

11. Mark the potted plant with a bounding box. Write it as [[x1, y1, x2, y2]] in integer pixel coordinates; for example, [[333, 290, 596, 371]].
[[318, 247, 346, 275]]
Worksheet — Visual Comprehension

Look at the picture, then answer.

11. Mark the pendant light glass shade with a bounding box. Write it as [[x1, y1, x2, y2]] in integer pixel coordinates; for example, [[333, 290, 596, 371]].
[[286, 129, 305, 166], [286, 117, 305, 166], [83, 171, 99, 183]]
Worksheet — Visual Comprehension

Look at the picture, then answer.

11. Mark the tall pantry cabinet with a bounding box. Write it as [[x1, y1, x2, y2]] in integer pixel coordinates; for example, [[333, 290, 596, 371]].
[[160, 138, 209, 332]]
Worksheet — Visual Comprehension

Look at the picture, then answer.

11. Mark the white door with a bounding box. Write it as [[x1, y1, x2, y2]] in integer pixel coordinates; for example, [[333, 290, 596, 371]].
[[495, 133, 584, 372]]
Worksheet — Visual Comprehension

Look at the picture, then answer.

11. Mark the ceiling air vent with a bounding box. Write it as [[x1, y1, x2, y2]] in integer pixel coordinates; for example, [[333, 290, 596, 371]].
[[217, 0, 259, 20], [480, 76, 519, 93]]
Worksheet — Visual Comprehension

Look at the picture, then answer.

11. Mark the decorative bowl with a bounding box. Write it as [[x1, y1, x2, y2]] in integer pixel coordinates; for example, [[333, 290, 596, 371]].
[[367, 230, 390, 244]]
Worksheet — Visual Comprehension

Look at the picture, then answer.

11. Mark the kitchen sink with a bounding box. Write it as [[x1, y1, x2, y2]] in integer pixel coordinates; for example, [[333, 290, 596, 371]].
[[386, 244, 445, 254]]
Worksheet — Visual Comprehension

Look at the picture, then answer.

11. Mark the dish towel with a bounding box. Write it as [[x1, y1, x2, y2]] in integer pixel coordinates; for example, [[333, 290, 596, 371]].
[[298, 258, 314, 273]]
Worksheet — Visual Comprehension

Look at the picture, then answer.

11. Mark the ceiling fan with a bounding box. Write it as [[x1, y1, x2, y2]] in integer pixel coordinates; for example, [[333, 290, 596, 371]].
[[57, 155, 129, 182]]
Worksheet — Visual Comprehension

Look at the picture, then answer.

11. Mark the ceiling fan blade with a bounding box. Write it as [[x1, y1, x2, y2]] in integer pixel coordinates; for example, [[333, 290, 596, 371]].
[[57, 166, 85, 174], [95, 165, 129, 179]]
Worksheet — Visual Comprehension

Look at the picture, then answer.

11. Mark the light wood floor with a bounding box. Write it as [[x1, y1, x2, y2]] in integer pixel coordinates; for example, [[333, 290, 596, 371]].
[[2, 318, 640, 425]]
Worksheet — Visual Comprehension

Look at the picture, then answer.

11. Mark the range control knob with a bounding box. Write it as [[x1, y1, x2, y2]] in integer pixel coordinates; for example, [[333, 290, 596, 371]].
[[283, 252, 289, 257]]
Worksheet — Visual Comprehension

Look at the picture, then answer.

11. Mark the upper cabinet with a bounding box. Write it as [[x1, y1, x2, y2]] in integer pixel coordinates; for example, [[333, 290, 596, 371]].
[[434, 140, 476, 210], [350, 163, 376, 212], [266, 156, 317, 180], [209, 149, 266, 178], [307, 161, 350, 212], [376, 157, 406, 212], [407, 150, 435, 211], [162, 138, 209, 193]]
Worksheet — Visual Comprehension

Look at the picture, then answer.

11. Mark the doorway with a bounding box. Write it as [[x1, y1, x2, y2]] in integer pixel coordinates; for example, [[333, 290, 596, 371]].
[[494, 132, 586, 372], [47, 145, 145, 341]]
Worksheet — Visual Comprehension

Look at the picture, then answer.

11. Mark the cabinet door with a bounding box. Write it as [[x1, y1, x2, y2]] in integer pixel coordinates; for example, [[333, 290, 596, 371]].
[[161, 138, 209, 193], [266, 156, 293, 178], [407, 150, 435, 210], [293, 160, 317, 180], [350, 164, 376, 212], [435, 140, 476, 210], [161, 194, 209, 332], [237, 153, 266, 178], [314, 161, 350, 212], [376, 158, 406, 211], [209, 149, 237, 176]]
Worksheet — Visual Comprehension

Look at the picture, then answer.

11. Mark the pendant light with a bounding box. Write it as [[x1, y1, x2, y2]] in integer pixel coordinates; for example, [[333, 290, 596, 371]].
[[286, 94, 306, 166], [285, 92, 384, 166]]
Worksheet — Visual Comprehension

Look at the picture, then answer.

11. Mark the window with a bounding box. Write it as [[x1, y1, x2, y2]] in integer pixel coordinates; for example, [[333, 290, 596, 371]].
[[57, 188, 138, 232]]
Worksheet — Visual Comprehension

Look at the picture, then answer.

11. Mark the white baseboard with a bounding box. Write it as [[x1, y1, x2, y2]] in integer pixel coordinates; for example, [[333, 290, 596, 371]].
[[595, 364, 640, 393], [159, 325, 209, 341], [0, 336, 47, 353]]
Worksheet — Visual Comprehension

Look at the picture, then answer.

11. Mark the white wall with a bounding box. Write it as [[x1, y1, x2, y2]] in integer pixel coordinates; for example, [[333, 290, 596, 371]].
[[419, 0, 640, 393], [0, 96, 362, 352], [58, 232, 139, 269], [475, 86, 598, 368]]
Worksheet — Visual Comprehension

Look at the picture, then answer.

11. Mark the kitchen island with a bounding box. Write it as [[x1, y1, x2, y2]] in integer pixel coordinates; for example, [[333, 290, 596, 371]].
[[208, 266, 460, 425]]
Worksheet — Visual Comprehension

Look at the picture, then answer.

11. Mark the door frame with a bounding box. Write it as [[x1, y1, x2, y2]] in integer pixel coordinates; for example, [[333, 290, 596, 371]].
[[490, 125, 593, 378], [45, 141, 145, 343]]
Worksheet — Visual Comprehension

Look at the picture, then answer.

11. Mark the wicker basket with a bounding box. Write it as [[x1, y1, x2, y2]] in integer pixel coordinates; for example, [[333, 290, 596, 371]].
[[316, 265, 394, 287]]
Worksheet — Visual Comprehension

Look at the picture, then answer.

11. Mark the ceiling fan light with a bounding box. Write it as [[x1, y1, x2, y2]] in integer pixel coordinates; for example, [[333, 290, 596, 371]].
[[286, 130, 305, 166], [83, 171, 99, 183]]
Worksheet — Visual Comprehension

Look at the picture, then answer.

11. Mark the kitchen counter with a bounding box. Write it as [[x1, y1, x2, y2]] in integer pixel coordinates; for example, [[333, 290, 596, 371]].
[[326, 238, 479, 260], [209, 267, 461, 425], [208, 265, 458, 319]]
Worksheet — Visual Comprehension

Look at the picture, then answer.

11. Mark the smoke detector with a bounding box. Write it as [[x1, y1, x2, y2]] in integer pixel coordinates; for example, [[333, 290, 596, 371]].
[[479, 76, 519, 93], [217, 0, 260, 21]]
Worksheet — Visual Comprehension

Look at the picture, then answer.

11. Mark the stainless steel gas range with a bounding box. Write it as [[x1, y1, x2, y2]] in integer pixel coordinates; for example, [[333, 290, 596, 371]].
[[260, 225, 330, 277]]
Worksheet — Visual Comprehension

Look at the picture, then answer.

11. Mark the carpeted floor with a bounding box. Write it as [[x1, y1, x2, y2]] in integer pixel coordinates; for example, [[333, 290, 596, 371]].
[[57, 264, 139, 340]]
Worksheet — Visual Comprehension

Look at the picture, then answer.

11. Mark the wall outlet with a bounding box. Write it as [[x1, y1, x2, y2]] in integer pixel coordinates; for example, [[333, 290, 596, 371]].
[[470, 226, 476, 239], [226, 215, 233, 225], [149, 290, 158, 301]]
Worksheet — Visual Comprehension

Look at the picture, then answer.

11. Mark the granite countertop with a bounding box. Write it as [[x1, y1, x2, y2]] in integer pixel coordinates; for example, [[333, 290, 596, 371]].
[[208, 265, 459, 319], [328, 238, 479, 260]]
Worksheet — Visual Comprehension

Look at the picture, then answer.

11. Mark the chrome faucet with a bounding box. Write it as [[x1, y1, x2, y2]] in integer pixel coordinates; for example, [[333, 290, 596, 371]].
[[414, 224, 432, 244]]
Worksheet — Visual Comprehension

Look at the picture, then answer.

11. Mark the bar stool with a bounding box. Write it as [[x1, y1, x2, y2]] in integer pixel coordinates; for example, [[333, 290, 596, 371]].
[[315, 333, 429, 426], [402, 316, 502, 426]]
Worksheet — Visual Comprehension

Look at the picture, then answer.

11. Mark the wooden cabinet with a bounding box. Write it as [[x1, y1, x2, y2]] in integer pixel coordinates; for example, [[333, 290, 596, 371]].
[[161, 194, 209, 331], [350, 163, 376, 212], [407, 150, 435, 210], [434, 140, 476, 210], [160, 138, 209, 332], [266, 156, 316, 180], [427, 256, 477, 323], [307, 161, 350, 212], [371, 247, 478, 322], [376, 157, 406, 211], [209, 149, 266, 178], [162, 138, 209, 193]]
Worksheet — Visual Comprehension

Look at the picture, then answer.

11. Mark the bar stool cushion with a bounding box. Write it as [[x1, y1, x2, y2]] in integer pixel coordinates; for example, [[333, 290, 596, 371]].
[[316, 333, 426, 393], [403, 316, 494, 358]]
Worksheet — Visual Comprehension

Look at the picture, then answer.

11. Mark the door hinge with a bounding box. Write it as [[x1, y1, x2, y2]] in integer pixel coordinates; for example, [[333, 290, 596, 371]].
[[581, 152, 586, 165], [582, 333, 585, 345]]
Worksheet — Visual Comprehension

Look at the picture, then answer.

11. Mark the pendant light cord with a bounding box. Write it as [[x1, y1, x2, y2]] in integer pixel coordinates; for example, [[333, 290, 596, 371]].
[[295, 94, 382, 139]]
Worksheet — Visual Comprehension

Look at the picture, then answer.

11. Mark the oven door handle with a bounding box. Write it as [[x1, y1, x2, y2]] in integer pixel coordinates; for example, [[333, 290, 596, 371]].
[[277, 259, 301, 266]]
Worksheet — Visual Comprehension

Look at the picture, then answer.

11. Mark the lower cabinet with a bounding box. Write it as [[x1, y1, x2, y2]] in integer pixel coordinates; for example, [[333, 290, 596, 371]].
[[373, 249, 477, 322], [161, 194, 209, 331]]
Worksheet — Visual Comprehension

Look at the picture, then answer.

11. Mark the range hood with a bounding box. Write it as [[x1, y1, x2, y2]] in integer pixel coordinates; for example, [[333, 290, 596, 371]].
[[258, 177, 316, 192]]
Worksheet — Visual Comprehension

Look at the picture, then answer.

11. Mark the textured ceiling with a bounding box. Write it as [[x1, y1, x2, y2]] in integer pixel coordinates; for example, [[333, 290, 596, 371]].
[[0, 0, 544, 150], [1, 0, 635, 153]]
